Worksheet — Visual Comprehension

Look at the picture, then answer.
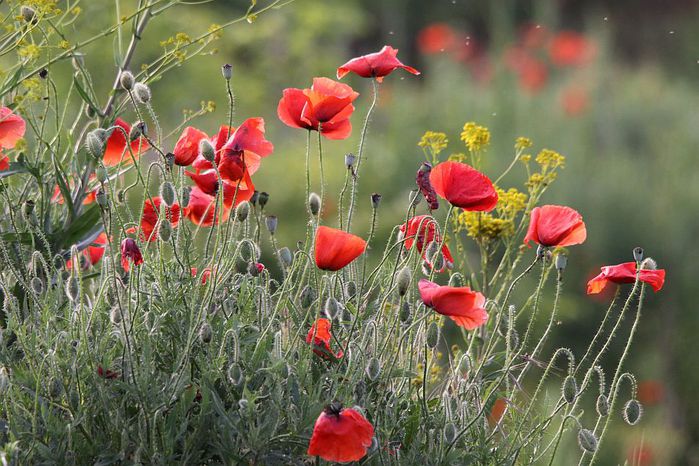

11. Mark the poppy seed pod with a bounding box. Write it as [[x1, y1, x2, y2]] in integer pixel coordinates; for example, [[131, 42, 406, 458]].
[[258, 191, 269, 209], [371, 193, 382, 209], [221, 63, 233, 80], [21, 5, 36, 23], [265, 215, 278, 235], [198, 322, 213, 344], [345, 153, 356, 168], [160, 182, 176, 207], [623, 399, 642, 425], [119, 70, 135, 90], [596, 394, 609, 417], [133, 82, 151, 104], [199, 139, 215, 162], [365, 357, 381, 381], [633, 247, 644, 263], [577, 428, 598, 453], [65, 276, 80, 302], [562, 375, 578, 403], [426, 321, 440, 348], [396, 266, 412, 297], [236, 201, 250, 221], [308, 192, 321, 216], [279, 247, 293, 267], [86, 130, 105, 159]]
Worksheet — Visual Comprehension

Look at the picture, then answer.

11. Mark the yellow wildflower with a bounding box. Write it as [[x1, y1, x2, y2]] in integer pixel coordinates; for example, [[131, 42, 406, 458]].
[[418, 131, 449, 155], [515, 137, 533, 151], [535, 149, 565, 170], [460, 122, 490, 152]]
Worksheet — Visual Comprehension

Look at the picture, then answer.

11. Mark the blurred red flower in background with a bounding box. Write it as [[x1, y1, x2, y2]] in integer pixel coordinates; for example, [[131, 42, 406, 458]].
[[417, 23, 457, 54], [66, 232, 109, 270], [549, 31, 595, 67]]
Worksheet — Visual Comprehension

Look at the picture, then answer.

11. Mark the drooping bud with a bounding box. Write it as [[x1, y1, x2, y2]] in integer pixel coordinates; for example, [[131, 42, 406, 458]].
[[129, 121, 147, 142], [279, 247, 293, 267], [324, 297, 339, 320], [300, 285, 316, 309], [596, 395, 609, 417], [165, 152, 175, 170], [180, 186, 191, 208], [365, 357, 381, 381], [308, 192, 321, 216], [236, 201, 250, 221], [562, 375, 578, 403], [30, 277, 44, 295], [633, 247, 644, 262], [199, 139, 215, 162], [396, 266, 412, 297], [345, 153, 356, 168], [160, 181, 176, 207], [444, 423, 457, 444], [265, 215, 278, 235], [227, 363, 245, 387], [20, 6, 36, 23], [623, 399, 642, 425], [119, 70, 135, 90], [250, 191, 259, 206], [65, 276, 80, 302], [416, 162, 439, 210], [426, 321, 440, 348], [221, 64, 233, 81], [577, 428, 598, 453], [86, 130, 105, 159], [448, 273, 464, 287], [371, 193, 382, 209], [198, 322, 213, 344], [133, 82, 151, 104], [258, 192, 269, 209]]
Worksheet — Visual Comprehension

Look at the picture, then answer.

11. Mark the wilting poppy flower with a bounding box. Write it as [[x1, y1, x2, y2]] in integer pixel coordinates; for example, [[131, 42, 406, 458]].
[[173, 126, 208, 166], [416, 162, 439, 210], [308, 402, 374, 463], [549, 31, 594, 67], [278, 77, 359, 140], [314, 226, 366, 271], [416, 23, 457, 55], [524, 205, 586, 248], [429, 161, 498, 211], [120, 238, 143, 271], [399, 215, 454, 271], [103, 118, 150, 166], [66, 232, 109, 270], [306, 318, 344, 359], [0, 153, 9, 171], [418, 279, 488, 330], [337, 45, 420, 82], [126, 196, 181, 242], [0, 107, 26, 149], [586, 262, 665, 294], [184, 186, 231, 227], [97, 365, 119, 379]]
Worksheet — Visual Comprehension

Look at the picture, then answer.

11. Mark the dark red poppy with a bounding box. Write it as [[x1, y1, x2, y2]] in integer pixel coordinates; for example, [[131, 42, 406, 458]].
[[173, 126, 208, 166], [97, 365, 119, 379], [418, 279, 488, 330], [549, 31, 594, 67], [429, 161, 498, 211], [126, 196, 180, 242], [416, 163, 439, 210], [399, 215, 454, 271], [183, 186, 231, 227], [307, 402, 374, 463], [306, 318, 344, 359], [0, 107, 26, 149], [103, 118, 150, 167], [337, 45, 420, 82], [120, 238, 143, 271], [0, 153, 8, 171], [586, 262, 665, 294], [278, 77, 359, 140], [524, 205, 586, 248], [66, 232, 109, 270], [416, 23, 457, 55], [314, 226, 366, 271]]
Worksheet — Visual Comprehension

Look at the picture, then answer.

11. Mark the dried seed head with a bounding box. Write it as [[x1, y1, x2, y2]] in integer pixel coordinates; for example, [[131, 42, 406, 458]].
[[371, 193, 382, 209], [345, 153, 356, 168], [396, 266, 412, 297], [633, 247, 644, 263], [444, 423, 457, 444], [623, 399, 642, 425], [577, 428, 598, 453], [308, 192, 321, 216], [65, 276, 80, 302], [562, 375, 578, 403], [365, 357, 381, 381], [426, 321, 440, 348], [265, 215, 278, 235], [160, 182, 176, 207], [199, 139, 215, 162], [198, 322, 213, 344], [133, 82, 151, 104], [236, 201, 250, 221], [221, 63, 233, 80], [86, 130, 105, 159], [119, 70, 135, 90], [596, 394, 609, 417]]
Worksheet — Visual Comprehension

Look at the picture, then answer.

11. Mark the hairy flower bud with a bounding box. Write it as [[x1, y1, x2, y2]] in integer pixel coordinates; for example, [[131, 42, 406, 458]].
[[308, 192, 321, 216], [95, 165, 108, 183], [236, 201, 250, 221], [562, 375, 578, 403], [158, 219, 172, 242], [119, 70, 135, 90], [199, 139, 215, 162], [345, 153, 356, 168], [396, 266, 412, 297], [198, 322, 212, 344], [221, 63, 233, 81], [160, 181, 176, 207], [365, 357, 381, 381], [278, 247, 293, 267], [596, 394, 609, 417], [65, 276, 80, 302], [265, 215, 278, 235], [324, 297, 339, 320], [640, 257, 657, 270], [110, 306, 123, 325], [227, 363, 244, 387], [300, 285, 316, 309], [623, 399, 642, 425], [556, 254, 568, 271], [133, 82, 151, 104], [400, 301, 411, 324], [426, 321, 440, 348], [129, 121, 147, 142], [86, 130, 105, 159], [30, 277, 44, 295], [371, 193, 382, 209], [180, 186, 191, 208], [344, 281, 357, 299], [444, 423, 457, 444], [633, 247, 644, 263], [577, 428, 598, 453]]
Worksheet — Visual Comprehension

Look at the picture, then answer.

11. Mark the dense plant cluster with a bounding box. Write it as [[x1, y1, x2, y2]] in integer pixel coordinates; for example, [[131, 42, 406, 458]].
[[0, 1, 666, 464]]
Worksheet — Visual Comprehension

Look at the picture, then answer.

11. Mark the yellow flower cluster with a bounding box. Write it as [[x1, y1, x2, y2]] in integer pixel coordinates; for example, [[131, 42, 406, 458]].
[[515, 137, 533, 151], [526, 149, 566, 190], [448, 152, 467, 163], [456, 187, 528, 243], [412, 352, 445, 387], [18, 44, 41, 60], [461, 122, 490, 152], [418, 131, 449, 155]]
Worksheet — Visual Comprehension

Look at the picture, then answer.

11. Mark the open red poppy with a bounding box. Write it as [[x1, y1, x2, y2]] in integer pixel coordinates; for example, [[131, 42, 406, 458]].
[[399, 215, 454, 271], [173, 126, 208, 166], [314, 226, 366, 271], [549, 31, 595, 67], [429, 161, 498, 211], [306, 318, 344, 359], [587, 262, 665, 295], [103, 118, 150, 167], [66, 232, 109, 270], [337, 45, 420, 82], [524, 205, 586, 248], [120, 238, 143, 272], [418, 279, 489, 330], [278, 77, 359, 140], [184, 186, 231, 227], [0, 107, 26, 149], [126, 196, 181, 242], [307, 402, 374, 463]]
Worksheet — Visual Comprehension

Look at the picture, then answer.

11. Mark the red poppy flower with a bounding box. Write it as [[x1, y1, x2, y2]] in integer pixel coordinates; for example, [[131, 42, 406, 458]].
[[103, 118, 150, 167], [429, 161, 498, 211], [308, 402, 374, 463], [278, 77, 359, 140], [50, 174, 98, 206], [337, 45, 420, 82], [418, 279, 488, 330], [314, 226, 366, 271], [549, 31, 595, 67], [190, 267, 212, 285], [399, 215, 454, 271], [120, 238, 143, 271], [306, 318, 344, 359], [586, 262, 665, 294], [0, 107, 26, 149], [126, 196, 181, 242], [184, 186, 231, 227], [0, 153, 9, 171], [66, 232, 109, 270], [97, 365, 119, 380], [520, 24, 550, 49], [524, 205, 586, 248], [416, 23, 457, 55], [517, 56, 548, 93], [173, 126, 208, 166]]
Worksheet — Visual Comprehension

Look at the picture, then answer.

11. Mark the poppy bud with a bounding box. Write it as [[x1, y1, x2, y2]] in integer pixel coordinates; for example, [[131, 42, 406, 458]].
[[119, 70, 135, 90], [165, 152, 175, 169], [236, 201, 250, 221], [65, 276, 80, 302], [431, 252, 445, 272], [279, 247, 293, 267], [444, 423, 457, 444], [247, 262, 260, 277], [110, 306, 122, 325], [95, 165, 108, 183], [409, 189, 421, 207], [221, 63, 233, 80], [265, 215, 278, 235], [129, 121, 147, 142], [273, 331, 283, 360], [426, 321, 440, 348], [324, 297, 339, 320], [308, 192, 321, 216], [345, 153, 356, 168], [396, 266, 411, 297], [250, 190, 260, 206], [30, 277, 44, 295], [623, 399, 642, 425], [21, 5, 36, 23], [562, 375, 578, 403], [399, 301, 411, 324], [160, 182, 176, 207], [640, 257, 657, 270], [426, 241, 441, 264], [133, 82, 151, 104], [365, 357, 381, 381], [180, 186, 191, 208], [300, 285, 316, 309], [258, 191, 269, 209], [227, 363, 244, 387], [158, 220, 172, 242], [199, 139, 215, 162], [371, 193, 382, 209], [86, 130, 105, 159], [344, 281, 357, 299], [556, 254, 568, 271], [198, 322, 212, 344], [596, 394, 609, 417], [577, 428, 598, 453], [0, 367, 9, 394], [633, 247, 644, 263]]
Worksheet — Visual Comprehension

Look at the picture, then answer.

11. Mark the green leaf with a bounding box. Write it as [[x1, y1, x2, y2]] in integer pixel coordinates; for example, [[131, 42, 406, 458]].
[[73, 76, 99, 113], [0, 67, 23, 99], [60, 204, 102, 249], [52, 154, 75, 221]]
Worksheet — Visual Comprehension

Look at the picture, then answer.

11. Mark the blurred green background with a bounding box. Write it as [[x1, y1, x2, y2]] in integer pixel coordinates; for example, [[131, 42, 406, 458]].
[[9, 0, 699, 463]]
